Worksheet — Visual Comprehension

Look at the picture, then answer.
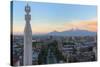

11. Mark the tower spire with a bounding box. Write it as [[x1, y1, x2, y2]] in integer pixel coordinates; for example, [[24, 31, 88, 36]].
[[24, 4, 32, 65], [25, 3, 31, 13]]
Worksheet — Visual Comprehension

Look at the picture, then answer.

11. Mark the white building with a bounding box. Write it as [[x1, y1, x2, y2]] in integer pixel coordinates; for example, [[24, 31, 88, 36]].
[[23, 4, 32, 65]]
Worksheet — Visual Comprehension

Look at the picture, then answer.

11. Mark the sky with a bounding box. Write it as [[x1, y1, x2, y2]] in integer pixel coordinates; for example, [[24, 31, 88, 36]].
[[12, 1, 97, 35]]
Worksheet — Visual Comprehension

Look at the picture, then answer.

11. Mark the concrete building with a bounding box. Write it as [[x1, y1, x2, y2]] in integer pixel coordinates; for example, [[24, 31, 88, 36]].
[[23, 4, 32, 65]]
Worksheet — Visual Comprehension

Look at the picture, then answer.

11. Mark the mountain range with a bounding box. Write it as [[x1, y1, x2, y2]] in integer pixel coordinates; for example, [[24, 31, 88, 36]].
[[47, 29, 97, 36]]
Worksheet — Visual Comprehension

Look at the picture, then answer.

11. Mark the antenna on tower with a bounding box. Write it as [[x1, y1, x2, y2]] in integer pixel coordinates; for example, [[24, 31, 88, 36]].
[[25, 3, 31, 13]]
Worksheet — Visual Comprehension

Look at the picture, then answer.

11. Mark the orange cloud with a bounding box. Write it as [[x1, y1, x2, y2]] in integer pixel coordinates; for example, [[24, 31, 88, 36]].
[[13, 18, 97, 34], [64, 19, 97, 32]]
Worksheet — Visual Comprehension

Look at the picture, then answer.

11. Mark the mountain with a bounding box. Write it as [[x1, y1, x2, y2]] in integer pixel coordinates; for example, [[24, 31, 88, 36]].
[[48, 29, 97, 36]]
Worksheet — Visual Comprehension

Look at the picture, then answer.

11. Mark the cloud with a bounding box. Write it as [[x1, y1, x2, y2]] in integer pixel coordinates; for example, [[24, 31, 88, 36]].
[[13, 18, 97, 34], [63, 18, 97, 32]]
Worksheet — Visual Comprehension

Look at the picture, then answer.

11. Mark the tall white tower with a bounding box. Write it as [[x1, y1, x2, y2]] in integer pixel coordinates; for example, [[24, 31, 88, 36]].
[[24, 4, 32, 65]]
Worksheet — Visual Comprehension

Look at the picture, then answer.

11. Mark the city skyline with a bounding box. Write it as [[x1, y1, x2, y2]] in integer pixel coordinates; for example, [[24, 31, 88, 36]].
[[12, 1, 97, 35], [11, 1, 97, 66]]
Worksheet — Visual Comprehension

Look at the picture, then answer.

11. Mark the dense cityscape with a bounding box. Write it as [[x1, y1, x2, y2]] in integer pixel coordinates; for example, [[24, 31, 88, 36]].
[[11, 1, 97, 66], [11, 34, 97, 66]]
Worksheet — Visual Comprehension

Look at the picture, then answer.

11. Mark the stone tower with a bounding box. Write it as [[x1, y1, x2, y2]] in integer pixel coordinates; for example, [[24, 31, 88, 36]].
[[23, 4, 32, 65]]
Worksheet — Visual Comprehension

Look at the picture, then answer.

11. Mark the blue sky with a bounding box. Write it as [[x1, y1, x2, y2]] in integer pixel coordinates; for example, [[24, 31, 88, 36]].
[[12, 1, 97, 34]]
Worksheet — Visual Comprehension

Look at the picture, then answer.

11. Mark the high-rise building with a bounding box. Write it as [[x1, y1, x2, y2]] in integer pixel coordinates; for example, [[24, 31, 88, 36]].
[[23, 4, 32, 65]]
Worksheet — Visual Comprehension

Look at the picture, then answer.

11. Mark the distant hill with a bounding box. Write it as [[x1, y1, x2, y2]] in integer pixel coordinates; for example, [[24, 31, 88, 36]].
[[48, 29, 97, 36]]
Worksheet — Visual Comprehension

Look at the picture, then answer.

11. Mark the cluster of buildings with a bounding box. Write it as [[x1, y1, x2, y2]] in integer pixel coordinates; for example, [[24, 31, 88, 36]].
[[12, 35, 24, 66], [12, 35, 97, 66], [57, 36, 97, 62]]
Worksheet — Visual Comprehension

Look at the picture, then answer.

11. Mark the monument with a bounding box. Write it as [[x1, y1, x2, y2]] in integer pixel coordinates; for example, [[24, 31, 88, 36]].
[[23, 4, 32, 65]]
